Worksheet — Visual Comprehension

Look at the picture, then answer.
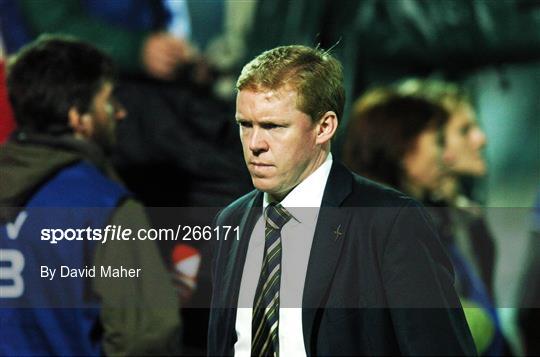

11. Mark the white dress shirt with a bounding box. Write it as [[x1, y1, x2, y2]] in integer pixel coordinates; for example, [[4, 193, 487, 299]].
[[234, 153, 333, 357]]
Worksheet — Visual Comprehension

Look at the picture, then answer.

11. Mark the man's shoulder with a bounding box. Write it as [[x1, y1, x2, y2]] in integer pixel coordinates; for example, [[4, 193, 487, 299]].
[[29, 161, 129, 208], [341, 165, 415, 209], [216, 189, 260, 223]]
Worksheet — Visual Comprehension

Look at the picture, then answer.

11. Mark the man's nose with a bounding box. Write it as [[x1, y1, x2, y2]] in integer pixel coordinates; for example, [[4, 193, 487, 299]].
[[471, 127, 486, 149], [248, 127, 268, 154]]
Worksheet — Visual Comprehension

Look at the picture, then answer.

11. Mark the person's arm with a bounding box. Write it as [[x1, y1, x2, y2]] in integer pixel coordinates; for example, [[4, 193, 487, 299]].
[[381, 200, 477, 356], [19, 0, 147, 73], [93, 199, 182, 356]]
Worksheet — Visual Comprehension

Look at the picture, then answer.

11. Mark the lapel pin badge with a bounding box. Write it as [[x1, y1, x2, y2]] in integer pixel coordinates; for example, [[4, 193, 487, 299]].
[[333, 224, 343, 241]]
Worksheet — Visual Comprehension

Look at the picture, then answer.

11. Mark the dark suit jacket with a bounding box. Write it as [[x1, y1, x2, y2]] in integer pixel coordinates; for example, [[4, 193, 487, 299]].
[[208, 162, 476, 356]]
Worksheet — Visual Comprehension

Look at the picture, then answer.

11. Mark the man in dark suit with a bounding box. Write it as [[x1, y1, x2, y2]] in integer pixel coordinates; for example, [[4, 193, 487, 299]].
[[208, 45, 476, 356]]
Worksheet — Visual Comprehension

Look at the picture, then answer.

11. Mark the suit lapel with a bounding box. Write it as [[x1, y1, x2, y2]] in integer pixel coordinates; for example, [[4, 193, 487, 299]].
[[222, 191, 263, 303], [220, 191, 263, 351], [302, 162, 353, 354]]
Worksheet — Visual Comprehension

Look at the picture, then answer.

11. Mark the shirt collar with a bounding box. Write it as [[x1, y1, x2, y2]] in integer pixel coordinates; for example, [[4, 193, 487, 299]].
[[263, 153, 333, 222]]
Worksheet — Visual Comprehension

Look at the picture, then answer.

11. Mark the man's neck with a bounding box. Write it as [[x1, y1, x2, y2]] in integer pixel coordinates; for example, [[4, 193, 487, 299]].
[[267, 151, 332, 204]]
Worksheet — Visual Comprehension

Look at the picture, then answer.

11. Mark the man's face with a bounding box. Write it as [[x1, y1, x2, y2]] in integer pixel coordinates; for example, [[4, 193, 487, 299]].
[[87, 82, 125, 152], [236, 88, 327, 201], [443, 105, 487, 177]]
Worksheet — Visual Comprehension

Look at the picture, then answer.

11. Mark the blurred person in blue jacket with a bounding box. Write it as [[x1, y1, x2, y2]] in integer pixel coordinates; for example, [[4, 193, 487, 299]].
[[13, 2, 252, 353], [0, 36, 181, 356]]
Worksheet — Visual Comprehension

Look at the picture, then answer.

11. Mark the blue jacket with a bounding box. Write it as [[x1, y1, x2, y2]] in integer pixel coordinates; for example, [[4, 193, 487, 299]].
[[0, 161, 128, 356]]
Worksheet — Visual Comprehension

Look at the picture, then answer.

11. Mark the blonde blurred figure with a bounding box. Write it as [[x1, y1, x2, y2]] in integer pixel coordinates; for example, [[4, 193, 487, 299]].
[[344, 81, 505, 355], [396, 79, 487, 203]]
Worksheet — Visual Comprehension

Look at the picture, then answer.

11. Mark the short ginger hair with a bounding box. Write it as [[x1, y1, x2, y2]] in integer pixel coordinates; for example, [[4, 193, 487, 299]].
[[236, 45, 345, 123]]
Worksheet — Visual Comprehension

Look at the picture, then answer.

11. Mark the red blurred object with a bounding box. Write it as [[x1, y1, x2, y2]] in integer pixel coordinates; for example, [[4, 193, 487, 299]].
[[171, 244, 201, 304], [0, 60, 16, 143]]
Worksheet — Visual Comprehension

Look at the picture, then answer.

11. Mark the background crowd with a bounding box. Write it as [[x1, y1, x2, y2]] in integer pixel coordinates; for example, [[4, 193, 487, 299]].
[[0, 0, 538, 356]]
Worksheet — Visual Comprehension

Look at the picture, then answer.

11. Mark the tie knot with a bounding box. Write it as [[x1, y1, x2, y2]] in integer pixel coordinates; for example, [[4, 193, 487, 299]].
[[265, 203, 292, 231]]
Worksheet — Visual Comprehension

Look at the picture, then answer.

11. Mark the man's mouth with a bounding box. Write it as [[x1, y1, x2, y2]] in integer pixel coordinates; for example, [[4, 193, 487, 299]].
[[250, 162, 273, 167], [248, 162, 275, 177]]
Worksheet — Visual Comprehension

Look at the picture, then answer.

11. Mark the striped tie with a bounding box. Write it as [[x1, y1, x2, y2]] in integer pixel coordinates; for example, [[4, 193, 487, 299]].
[[251, 202, 292, 356]]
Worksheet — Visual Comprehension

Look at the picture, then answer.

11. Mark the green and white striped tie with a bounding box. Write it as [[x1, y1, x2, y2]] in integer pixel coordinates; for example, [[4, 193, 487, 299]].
[[251, 203, 292, 356]]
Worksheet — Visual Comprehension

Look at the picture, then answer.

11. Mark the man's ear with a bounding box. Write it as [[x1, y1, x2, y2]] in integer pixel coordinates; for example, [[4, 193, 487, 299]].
[[315, 111, 338, 145], [68, 107, 93, 138]]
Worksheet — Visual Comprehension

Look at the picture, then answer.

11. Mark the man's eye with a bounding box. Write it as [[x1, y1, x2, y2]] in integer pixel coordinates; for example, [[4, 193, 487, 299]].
[[238, 122, 252, 128], [262, 124, 280, 130]]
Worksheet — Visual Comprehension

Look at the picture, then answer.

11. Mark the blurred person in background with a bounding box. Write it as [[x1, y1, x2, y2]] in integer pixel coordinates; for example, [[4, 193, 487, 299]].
[[11, 0, 253, 206], [0, 36, 181, 356], [396, 80, 510, 353], [15, 0, 198, 81], [396, 80, 488, 205], [396, 80, 498, 287], [343, 93, 449, 201], [10, 2, 254, 352], [343, 86, 506, 355], [397, 80, 505, 356]]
